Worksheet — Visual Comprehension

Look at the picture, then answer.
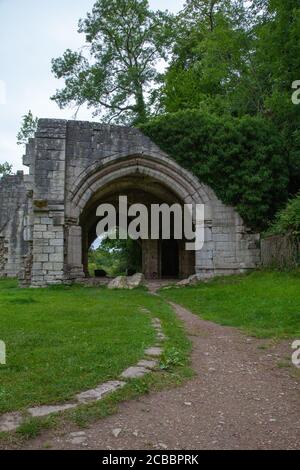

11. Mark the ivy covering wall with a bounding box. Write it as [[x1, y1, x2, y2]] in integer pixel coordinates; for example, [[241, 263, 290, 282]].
[[140, 110, 289, 231]]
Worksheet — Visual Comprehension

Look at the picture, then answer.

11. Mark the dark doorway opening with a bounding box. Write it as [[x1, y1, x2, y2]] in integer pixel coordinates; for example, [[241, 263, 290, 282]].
[[161, 239, 179, 278]]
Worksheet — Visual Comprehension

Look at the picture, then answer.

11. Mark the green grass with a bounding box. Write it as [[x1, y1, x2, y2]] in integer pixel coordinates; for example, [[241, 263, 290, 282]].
[[0, 279, 190, 415], [160, 271, 300, 339]]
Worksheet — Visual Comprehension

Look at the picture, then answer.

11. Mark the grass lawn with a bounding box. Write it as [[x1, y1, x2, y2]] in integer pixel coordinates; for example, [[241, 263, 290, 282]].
[[160, 271, 300, 339], [0, 279, 189, 415]]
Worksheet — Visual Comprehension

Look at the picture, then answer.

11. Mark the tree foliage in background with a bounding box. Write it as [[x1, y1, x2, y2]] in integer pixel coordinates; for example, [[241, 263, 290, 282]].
[[162, 0, 250, 114], [0, 162, 12, 178], [266, 193, 300, 239], [51, 0, 174, 124], [51, 0, 300, 230], [162, 0, 300, 199], [17, 110, 38, 146], [141, 110, 288, 230]]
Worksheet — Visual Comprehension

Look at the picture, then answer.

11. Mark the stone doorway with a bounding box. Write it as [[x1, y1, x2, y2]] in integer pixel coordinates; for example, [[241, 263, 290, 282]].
[[79, 175, 196, 280], [161, 239, 179, 278]]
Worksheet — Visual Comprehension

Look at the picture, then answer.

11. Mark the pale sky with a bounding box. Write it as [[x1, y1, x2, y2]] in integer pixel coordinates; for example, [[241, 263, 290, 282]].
[[0, 0, 184, 171]]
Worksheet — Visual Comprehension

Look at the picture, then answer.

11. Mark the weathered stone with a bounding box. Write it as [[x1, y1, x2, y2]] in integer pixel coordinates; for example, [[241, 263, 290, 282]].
[[108, 273, 145, 290], [108, 276, 128, 289], [137, 359, 158, 369], [0, 119, 261, 286], [0, 412, 23, 432], [76, 380, 126, 403], [68, 431, 87, 445], [145, 347, 163, 357], [157, 332, 167, 341], [121, 366, 151, 379], [152, 318, 162, 328], [27, 403, 77, 418], [177, 274, 200, 287], [127, 273, 145, 289], [112, 428, 122, 438]]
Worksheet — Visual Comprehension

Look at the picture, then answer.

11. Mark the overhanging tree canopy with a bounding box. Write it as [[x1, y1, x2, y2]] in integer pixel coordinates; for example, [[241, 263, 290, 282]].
[[51, 0, 174, 124]]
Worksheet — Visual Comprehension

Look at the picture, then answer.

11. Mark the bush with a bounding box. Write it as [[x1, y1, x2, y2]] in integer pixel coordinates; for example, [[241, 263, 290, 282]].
[[266, 193, 300, 238], [140, 110, 289, 230]]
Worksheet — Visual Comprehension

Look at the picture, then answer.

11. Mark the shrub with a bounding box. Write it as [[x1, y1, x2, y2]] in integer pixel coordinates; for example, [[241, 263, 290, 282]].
[[266, 193, 300, 238], [140, 110, 289, 230]]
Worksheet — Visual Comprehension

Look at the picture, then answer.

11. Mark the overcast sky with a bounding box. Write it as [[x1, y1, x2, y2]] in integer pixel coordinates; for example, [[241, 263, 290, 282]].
[[0, 0, 184, 171]]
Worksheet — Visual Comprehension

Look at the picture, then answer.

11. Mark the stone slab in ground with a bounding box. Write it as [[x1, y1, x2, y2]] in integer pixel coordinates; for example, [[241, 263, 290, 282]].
[[76, 380, 126, 404], [0, 412, 23, 432], [28, 403, 77, 418], [121, 366, 151, 379], [145, 347, 163, 357], [137, 359, 158, 369]]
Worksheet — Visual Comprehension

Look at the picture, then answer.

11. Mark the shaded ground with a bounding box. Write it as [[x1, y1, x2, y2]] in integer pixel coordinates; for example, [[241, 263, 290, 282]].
[[17, 298, 300, 450]]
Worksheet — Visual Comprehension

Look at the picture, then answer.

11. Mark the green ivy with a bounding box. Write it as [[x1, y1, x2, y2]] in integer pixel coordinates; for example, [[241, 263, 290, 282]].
[[140, 110, 289, 231]]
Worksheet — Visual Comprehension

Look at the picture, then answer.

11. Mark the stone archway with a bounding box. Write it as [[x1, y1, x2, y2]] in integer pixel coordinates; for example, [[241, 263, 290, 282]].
[[10, 119, 260, 287], [66, 153, 204, 280]]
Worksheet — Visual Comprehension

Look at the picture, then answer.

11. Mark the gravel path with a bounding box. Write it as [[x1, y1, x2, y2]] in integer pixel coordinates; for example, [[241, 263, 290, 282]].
[[19, 298, 300, 450]]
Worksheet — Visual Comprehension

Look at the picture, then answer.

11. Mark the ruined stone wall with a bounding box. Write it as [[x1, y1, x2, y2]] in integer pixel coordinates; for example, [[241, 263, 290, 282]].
[[261, 234, 299, 268], [0, 172, 28, 278], [22, 120, 66, 286], [21, 118, 261, 286]]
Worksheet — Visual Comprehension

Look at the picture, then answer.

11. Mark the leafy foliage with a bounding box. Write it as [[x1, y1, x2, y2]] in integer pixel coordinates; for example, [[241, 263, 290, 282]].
[[49, 0, 300, 229], [0, 162, 12, 178], [141, 110, 288, 230], [162, 0, 300, 198], [266, 193, 300, 238], [89, 236, 142, 276], [51, 0, 174, 124], [17, 110, 38, 146], [162, 0, 250, 114]]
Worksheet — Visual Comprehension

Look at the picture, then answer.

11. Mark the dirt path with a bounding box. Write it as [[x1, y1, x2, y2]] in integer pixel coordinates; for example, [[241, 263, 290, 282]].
[[19, 296, 300, 450]]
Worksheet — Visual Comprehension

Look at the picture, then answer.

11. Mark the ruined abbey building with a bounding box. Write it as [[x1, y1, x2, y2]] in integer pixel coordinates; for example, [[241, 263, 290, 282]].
[[0, 119, 260, 286]]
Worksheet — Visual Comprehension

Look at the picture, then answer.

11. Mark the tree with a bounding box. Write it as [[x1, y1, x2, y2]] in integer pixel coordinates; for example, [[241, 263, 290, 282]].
[[17, 110, 38, 146], [141, 109, 288, 230], [246, 0, 300, 194], [162, 0, 251, 114], [266, 193, 300, 238], [51, 0, 174, 125], [162, 0, 300, 200], [0, 162, 12, 178]]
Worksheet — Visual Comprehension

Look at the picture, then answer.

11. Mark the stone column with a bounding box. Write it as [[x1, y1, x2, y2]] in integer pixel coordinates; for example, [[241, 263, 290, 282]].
[[27, 120, 68, 286], [142, 239, 159, 279], [195, 223, 215, 279], [65, 224, 85, 280], [31, 209, 65, 286], [179, 242, 196, 278]]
